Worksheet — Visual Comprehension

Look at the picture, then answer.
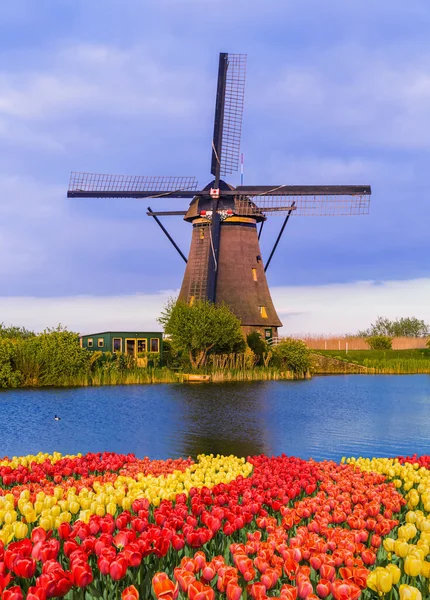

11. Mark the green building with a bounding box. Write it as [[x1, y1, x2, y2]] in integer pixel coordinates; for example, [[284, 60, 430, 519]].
[[80, 331, 163, 359]]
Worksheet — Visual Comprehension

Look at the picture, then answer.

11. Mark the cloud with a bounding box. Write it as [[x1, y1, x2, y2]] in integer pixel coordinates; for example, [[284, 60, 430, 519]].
[[258, 45, 430, 150], [0, 43, 207, 122], [272, 278, 430, 335], [1, 278, 429, 336]]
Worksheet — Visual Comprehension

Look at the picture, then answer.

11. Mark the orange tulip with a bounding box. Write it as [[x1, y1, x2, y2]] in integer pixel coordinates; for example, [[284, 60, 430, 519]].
[[152, 573, 178, 600], [122, 586, 139, 600]]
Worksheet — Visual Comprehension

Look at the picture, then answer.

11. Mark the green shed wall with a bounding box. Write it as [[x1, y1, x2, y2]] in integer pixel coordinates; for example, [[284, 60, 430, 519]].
[[80, 332, 163, 355]]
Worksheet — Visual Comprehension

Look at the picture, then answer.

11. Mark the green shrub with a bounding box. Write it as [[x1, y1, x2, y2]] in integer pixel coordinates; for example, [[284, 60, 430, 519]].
[[0, 339, 23, 388], [246, 331, 269, 365], [14, 326, 90, 386], [272, 338, 311, 374], [367, 335, 393, 350]]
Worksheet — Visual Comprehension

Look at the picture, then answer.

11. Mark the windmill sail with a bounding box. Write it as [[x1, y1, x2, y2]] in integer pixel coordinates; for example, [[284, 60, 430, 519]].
[[211, 53, 247, 180], [234, 185, 371, 217], [68, 172, 198, 198]]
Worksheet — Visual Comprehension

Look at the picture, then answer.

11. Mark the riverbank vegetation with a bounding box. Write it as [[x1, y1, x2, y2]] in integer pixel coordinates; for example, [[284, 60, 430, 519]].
[[315, 348, 430, 373], [0, 304, 312, 388]]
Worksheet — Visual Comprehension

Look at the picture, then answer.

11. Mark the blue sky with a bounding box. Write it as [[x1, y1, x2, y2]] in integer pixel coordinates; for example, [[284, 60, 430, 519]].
[[1, 0, 429, 333]]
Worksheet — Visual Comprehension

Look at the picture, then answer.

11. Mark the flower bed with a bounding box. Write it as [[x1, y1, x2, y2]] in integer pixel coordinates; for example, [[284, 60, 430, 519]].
[[0, 452, 428, 599]]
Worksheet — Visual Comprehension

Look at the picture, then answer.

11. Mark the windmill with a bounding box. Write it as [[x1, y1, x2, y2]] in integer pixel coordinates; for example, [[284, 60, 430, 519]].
[[68, 53, 371, 339]]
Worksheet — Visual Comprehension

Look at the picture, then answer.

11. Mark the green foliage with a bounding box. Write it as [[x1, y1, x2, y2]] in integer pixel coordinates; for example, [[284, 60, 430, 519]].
[[359, 316, 429, 338], [14, 325, 90, 386], [0, 339, 23, 388], [0, 323, 35, 340], [158, 299, 244, 369], [272, 338, 312, 374], [246, 331, 269, 365], [367, 335, 393, 350], [137, 352, 161, 368]]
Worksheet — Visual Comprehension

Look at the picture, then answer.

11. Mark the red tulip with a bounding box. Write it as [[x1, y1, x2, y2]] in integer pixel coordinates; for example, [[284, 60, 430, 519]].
[[27, 588, 47, 600], [72, 563, 93, 588], [361, 549, 376, 566], [109, 557, 128, 581], [13, 557, 37, 578], [57, 522, 72, 540], [1, 586, 23, 600]]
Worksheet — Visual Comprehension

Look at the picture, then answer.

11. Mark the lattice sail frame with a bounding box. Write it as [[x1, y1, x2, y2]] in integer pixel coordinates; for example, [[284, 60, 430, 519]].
[[68, 172, 198, 193], [220, 54, 247, 176], [234, 194, 370, 217]]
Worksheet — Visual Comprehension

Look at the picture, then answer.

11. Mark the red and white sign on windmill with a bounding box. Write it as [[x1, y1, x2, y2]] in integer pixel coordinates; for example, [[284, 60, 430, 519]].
[[210, 188, 220, 199]]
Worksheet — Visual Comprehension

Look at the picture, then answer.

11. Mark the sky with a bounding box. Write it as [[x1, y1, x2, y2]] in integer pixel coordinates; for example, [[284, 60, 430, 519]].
[[1, 0, 429, 334]]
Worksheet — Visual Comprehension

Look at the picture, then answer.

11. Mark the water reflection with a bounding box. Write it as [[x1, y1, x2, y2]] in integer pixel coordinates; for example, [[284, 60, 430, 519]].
[[0, 376, 429, 460], [168, 383, 272, 457]]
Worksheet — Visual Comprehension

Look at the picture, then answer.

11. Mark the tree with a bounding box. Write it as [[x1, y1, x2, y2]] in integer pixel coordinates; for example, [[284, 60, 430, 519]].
[[272, 338, 311, 374], [158, 299, 244, 369], [358, 316, 429, 338]]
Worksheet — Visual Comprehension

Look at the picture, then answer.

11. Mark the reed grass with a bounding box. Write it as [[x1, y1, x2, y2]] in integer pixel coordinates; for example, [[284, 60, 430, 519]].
[[297, 335, 429, 351]]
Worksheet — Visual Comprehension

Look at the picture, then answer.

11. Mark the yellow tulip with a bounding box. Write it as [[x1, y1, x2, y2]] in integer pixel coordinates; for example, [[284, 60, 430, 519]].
[[69, 501, 80, 515], [367, 567, 393, 594], [421, 561, 430, 578], [404, 555, 423, 577], [384, 538, 396, 552], [399, 584, 422, 600], [386, 564, 401, 584], [395, 540, 410, 558], [13, 521, 28, 539], [4, 510, 17, 524], [39, 516, 53, 531]]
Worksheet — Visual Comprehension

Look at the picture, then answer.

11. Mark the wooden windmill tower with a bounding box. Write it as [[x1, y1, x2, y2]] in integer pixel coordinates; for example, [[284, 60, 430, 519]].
[[68, 53, 371, 339]]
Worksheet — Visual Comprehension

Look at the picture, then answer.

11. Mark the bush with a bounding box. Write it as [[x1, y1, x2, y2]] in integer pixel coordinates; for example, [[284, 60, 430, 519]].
[[367, 335, 393, 350], [0, 339, 23, 388], [246, 331, 269, 365], [272, 338, 311, 374], [14, 326, 90, 386]]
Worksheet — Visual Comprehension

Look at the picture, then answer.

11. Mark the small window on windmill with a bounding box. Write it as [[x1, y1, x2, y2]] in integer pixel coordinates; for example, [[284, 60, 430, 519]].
[[256, 255, 261, 263], [189, 295, 195, 306], [98, 338, 104, 348], [199, 228, 205, 240], [259, 306, 268, 319], [252, 268, 257, 282], [87, 338, 93, 348]]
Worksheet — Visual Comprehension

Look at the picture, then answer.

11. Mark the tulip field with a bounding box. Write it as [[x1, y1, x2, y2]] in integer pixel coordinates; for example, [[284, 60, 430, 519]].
[[0, 452, 429, 599]]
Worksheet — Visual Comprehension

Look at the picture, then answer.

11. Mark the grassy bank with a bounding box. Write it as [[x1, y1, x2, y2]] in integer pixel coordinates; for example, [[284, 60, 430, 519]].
[[314, 349, 430, 374], [0, 366, 305, 388], [77, 366, 303, 386]]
